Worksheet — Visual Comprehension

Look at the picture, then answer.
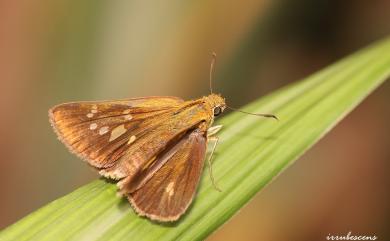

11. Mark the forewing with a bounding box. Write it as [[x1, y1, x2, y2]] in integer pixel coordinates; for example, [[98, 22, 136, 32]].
[[49, 96, 184, 169], [127, 128, 207, 222]]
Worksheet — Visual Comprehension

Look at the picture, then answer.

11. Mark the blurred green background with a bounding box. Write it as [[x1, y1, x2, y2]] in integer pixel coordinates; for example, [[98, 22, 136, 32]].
[[0, 0, 389, 240]]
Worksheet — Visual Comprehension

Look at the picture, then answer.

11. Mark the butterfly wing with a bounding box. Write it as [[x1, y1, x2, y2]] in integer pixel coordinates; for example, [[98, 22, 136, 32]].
[[49, 96, 184, 170], [127, 128, 207, 222], [49, 96, 209, 186]]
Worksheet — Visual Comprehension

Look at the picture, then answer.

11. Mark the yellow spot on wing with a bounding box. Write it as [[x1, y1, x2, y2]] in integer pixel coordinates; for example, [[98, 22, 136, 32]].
[[128, 135, 136, 144], [109, 124, 127, 142], [165, 182, 175, 196]]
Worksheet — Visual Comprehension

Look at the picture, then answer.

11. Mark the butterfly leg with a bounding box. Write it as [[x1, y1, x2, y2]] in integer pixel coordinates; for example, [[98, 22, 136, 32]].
[[207, 124, 222, 164], [207, 125, 222, 137], [207, 135, 222, 192]]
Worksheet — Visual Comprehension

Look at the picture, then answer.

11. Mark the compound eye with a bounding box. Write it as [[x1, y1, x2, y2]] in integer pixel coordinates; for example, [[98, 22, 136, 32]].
[[213, 106, 222, 116]]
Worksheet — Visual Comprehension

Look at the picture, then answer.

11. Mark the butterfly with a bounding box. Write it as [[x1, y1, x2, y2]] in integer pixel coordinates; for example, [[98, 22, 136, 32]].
[[48, 54, 276, 222]]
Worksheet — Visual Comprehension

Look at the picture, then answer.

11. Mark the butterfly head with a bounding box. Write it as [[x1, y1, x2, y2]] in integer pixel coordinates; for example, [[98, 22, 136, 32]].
[[206, 93, 226, 117]]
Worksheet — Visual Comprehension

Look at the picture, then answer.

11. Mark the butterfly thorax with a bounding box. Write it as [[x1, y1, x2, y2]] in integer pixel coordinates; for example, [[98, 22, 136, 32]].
[[179, 94, 225, 129]]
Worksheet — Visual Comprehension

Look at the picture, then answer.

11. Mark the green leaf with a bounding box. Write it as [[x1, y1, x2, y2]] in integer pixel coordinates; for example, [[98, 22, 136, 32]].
[[2, 37, 390, 241]]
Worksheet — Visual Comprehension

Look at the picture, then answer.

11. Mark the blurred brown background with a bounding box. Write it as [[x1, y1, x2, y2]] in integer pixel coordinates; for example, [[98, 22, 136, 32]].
[[0, 0, 389, 240]]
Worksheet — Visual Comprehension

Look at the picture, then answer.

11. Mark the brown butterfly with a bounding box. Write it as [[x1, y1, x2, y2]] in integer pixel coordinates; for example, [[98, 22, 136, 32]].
[[49, 54, 276, 222]]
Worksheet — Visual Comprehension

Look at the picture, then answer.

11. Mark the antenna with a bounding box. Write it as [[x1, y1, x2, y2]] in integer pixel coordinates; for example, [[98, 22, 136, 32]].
[[226, 105, 278, 120], [209, 52, 217, 94]]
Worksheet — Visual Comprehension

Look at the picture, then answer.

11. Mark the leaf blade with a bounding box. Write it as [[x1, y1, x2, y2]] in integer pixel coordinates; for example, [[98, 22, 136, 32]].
[[1, 37, 390, 241]]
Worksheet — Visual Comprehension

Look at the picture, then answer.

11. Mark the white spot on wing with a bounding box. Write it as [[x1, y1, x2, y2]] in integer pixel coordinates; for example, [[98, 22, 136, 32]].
[[109, 124, 127, 141], [128, 135, 136, 144], [86, 113, 94, 118], [89, 123, 97, 130], [91, 109, 98, 114], [124, 114, 133, 120], [99, 126, 109, 135], [165, 182, 175, 196]]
